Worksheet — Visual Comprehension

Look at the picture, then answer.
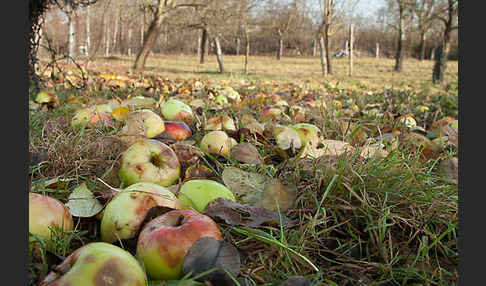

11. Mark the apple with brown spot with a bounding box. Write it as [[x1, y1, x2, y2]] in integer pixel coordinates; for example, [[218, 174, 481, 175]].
[[40, 242, 146, 286], [119, 139, 181, 187], [162, 121, 192, 141], [136, 209, 222, 280]]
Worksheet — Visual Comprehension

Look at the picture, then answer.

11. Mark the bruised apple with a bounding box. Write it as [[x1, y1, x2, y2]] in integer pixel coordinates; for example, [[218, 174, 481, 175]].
[[120, 109, 165, 139], [29, 193, 73, 243], [119, 139, 181, 187], [163, 121, 192, 141], [100, 182, 181, 243], [290, 123, 322, 147], [136, 209, 222, 280], [40, 242, 146, 286], [161, 99, 194, 123]]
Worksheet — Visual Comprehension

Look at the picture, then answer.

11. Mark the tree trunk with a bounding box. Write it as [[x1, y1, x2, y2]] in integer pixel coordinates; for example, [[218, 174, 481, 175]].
[[349, 24, 353, 77], [312, 38, 317, 57], [433, 31, 452, 83], [128, 27, 132, 56], [319, 36, 327, 80], [113, 6, 119, 54], [215, 36, 224, 73], [236, 37, 240, 55], [244, 28, 250, 74], [86, 6, 90, 56], [141, 13, 145, 49], [68, 14, 75, 59], [197, 34, 201, 56], [133, 0, 173, 71], [200, 27, 208, 64], [104, 15, 110, 56], [376, 42, 380, 58], [277, 36, 283, 60], [394, 5, 405, 72], [324, 34, 332, 74], [430, 46, 435, 60], [418, 29, 426, 61]]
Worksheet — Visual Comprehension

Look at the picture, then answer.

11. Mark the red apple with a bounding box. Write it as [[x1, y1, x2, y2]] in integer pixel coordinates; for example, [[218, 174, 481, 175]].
[[136, 209, 222, 280], [163, 121, 192, 141]]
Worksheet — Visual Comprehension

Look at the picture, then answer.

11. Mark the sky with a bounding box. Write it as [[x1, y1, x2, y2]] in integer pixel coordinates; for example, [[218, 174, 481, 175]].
[[353, 0, 385, 19]]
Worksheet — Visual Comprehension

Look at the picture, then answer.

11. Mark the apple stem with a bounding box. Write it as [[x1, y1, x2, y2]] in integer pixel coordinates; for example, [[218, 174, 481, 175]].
[[176, 214, 185, 226]]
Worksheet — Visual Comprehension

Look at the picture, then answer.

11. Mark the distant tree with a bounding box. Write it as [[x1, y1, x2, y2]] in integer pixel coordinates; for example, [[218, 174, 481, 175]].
[[413, 0, 438, 61], [432, 0, 457, 83]]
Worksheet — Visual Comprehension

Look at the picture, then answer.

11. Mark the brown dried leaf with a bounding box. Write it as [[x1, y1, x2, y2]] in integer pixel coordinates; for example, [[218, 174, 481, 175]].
[[230, 142, 263, 164], [204, 198, 295, 227]]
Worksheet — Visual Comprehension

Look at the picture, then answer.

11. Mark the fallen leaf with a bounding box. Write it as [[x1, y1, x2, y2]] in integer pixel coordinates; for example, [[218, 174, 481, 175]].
[[182, 236, 241, 286], [65, 183, 104, 217], [111, 106, 131, 121], [221, 167, 296, 211], [230, 142, 263, 164], [204, 198, 295, 227]]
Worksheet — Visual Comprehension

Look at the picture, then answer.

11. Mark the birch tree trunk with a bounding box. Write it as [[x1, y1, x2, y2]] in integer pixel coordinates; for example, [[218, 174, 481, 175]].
[[113, 6, 119, 54], [128, 27, 132, 56], [276, 34, 283, 60], [244, 28, 250, 74], [215, 36, 224, 73], [86, 6, 90, 56], [376, 42, 380, 58], [319, 36, 327, 81], [236, 37, 240, 55], [105, 18, 110, 56], [348, 24, 353, 77], [312, 38, 317, 57], [68, 14, 75, 59], [197, 34, 201, 56]]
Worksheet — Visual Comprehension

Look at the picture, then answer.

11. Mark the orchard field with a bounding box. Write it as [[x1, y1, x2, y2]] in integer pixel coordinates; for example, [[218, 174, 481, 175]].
[[29, 54, 459, 286]]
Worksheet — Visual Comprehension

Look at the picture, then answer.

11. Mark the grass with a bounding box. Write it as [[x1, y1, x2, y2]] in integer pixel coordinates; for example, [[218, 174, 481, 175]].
[[40, 54, 458, 93], [29, 54, 458, 285]]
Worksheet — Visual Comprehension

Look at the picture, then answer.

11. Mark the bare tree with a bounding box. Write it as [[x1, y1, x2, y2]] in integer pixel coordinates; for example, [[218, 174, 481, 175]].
[[413, 0, 437, 61], [432, 0, 458, 83], [133, 0, 177, 71], [391, 0, 413, 72]]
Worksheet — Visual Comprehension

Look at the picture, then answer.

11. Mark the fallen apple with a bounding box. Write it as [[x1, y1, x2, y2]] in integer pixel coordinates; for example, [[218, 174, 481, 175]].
[[177, 179, 236, 212], [161, 98, 194, 123], [199, 131, 237, 158], [205, 115, 236, 131], [40, 242, 147, 286], [29, 193, 74, 244], [120, 109, 165, 139], [291, 123, 322, 147], [119, 139, 181, 187], [100, 182, 181, 243], [71, 108, 114, 129], [272, 125, 302, 151], [136, 209, 222, 280], [163, 121, 192, 141]]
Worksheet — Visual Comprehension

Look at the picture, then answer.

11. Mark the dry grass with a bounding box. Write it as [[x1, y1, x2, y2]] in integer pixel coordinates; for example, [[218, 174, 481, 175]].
[[45, 54, 458, 93]]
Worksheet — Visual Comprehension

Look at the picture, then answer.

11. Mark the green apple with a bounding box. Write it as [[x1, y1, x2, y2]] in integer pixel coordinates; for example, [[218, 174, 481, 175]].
[[29, 193, 74, 244], [290, 123, 322, 147], [136, 209, 222, 280], [100, 182, 181, 243], [177, 179, 236, 213], [40, 242, 146, 286], [161, 99, 194, 123], [119, 139, 181, 187]]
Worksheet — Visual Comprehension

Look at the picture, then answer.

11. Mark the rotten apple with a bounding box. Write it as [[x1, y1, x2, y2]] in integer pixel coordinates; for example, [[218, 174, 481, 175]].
[[136, 209, 222, 280], [100, 182, 181, 243], [119, 139, 181, 187], [162, 121, 192, 141], [40, 242, 146, 286]]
